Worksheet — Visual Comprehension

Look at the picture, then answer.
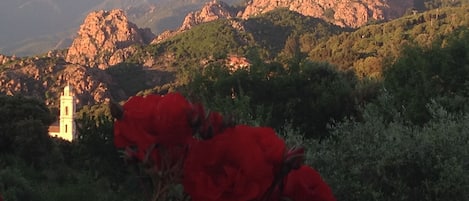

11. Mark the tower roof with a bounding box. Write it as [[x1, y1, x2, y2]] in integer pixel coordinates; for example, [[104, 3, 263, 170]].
[[63, 84, 74, 96]]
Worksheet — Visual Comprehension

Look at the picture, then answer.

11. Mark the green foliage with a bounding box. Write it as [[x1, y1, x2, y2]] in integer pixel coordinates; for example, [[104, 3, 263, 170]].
[[245, 8, 344, 58], [182, 62, 272, 126], [105, 62, 151, 98], [4, 4, 469, 201], [308, 6, 469, 77], [183, 60, 357, 138], [0, 98, 142, 201], [0, 95, 53, 166], [305, 95, 469, 201], [73, 108, 144, 199], [161, 19, 246, 60], [76, 103, 112, 119], [419, 0, 469, 10], [0, 167, 41, 201], [41, 178, 101, 201], [384, 27, 469, 124], [268, 61, 356, 138]]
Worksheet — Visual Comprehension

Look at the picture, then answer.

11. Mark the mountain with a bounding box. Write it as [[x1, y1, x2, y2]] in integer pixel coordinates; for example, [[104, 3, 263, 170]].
[[307, 5, 469, 77], [1, 1, 468, 109], [151, 0, 417, 45], [65, 9, 155, 69], [241, 0, 413, 28], [0, 9, 174, 106], [0, 0, 243, 56]]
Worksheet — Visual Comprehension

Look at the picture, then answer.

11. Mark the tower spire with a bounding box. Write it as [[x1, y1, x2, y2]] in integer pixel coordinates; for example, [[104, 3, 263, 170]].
[[58, 83, 76, 141]]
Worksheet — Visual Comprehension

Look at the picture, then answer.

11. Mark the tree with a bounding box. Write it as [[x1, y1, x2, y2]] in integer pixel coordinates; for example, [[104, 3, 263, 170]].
[[278, 33, 303, 70], [306, 94, 469, 201], [383, 28, 469, 124], [0, 95, 53, 167], [268, 61, 356, 138], [183, 60, 357, 138]]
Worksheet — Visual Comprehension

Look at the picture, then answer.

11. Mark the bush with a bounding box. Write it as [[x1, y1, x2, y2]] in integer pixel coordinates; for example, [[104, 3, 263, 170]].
[[0, 167, 40, 201], [302, 95, 469, 201], [383, 28, 469, 124]]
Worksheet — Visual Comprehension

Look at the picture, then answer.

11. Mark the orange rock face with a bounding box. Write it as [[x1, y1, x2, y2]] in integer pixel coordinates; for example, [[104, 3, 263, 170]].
[[240, 0, 412, 28], [65, 9, 154, 69], [153, 0, 413, 44]]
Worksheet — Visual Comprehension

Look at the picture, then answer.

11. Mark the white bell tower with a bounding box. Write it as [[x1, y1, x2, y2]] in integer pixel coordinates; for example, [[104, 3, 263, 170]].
[[59, 84, 76, 141]]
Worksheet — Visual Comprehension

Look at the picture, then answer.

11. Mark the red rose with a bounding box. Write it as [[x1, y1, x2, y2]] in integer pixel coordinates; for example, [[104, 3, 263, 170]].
[[183, 125, 286, 201], [113, 93, 199, 163], [113, 94, 162, 149], [282, 165, 336, 201], [151, 93, 198, 145]]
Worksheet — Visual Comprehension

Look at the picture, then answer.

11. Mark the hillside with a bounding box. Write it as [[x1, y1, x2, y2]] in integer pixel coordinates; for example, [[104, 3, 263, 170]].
[[0, 0, 244, 56], [1, 0, 455, 56], [2, 2, 469, 200], [307, 5, 469, 78], [1, 4, 469, 109]]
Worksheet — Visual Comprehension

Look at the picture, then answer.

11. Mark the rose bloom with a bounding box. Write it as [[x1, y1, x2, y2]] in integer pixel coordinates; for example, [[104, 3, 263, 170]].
[[114, 94, 161, 160], [183, 125, 286, 201], [114, 93, 200, 162], [281, 165, 336, 201]]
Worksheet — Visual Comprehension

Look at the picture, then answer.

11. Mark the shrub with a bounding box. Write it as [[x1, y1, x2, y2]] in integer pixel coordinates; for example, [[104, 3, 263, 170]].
[[304, 96, 469, 201]]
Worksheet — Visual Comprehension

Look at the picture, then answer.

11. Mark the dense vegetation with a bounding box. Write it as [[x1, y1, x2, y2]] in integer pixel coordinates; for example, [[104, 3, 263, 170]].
[[308, 6, 469, 77], [0, 97, 144, 201], [2, 3, 469, 201], [180, 27, 469, 201]]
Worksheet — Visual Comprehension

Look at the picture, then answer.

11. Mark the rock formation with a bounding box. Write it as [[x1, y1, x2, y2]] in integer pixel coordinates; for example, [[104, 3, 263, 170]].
[[241, 0, 413, 28], [58, 64, 113, 105], [155, 0, 414, 41], [179, 0, 238, 31], [65, 9, 155, 69], [0, 56, 117, 106], [0, 54, 16, 65]]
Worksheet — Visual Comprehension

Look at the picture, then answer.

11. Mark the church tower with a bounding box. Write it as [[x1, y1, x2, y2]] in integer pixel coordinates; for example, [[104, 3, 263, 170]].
[[58, 84, 76, 141]]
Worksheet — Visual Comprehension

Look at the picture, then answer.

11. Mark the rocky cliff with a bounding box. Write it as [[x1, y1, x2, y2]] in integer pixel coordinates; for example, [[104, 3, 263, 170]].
[[65, 9, 155, 69], [242, 0, 413, 28], [0, 55, 116, 106], [179, 0, 239, 31], [162, 0, 414, 37], [0, 54, 17, 65]]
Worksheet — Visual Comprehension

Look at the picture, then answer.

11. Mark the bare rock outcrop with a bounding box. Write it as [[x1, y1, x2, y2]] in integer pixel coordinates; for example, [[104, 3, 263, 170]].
[[242, 0, 414, 28], [179, 0, 238, 31], [0, 54, 16, 65], [154, 0, 413, 43], [0, 57, 117, 106], [57, 64, 113, 104], [65, 9, 155, 69], [0, 57, 61, 98]]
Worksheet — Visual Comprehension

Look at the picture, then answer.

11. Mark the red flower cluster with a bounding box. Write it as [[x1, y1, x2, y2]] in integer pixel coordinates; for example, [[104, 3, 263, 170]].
[[183, 125, 286, 201], [113, 93, 199, 165], [112, 92, 336, 201], [282, 165, 337, 201]]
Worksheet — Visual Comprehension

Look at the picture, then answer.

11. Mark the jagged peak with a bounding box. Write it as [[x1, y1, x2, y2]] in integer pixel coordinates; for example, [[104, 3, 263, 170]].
[[241, 0, 414, 28], [153, 0, 414, 44], [66, 9, 155, 69], [178, 0, 238, 31]]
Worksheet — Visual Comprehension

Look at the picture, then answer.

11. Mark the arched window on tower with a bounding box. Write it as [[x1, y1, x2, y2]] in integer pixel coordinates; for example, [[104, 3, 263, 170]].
[[65, 124, 68, 133], [65, 106, 69, 116]]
